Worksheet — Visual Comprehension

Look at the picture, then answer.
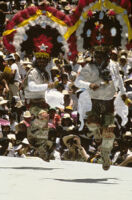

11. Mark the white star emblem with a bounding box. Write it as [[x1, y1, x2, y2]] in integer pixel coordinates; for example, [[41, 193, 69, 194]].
[[39, 43, 48, 51]]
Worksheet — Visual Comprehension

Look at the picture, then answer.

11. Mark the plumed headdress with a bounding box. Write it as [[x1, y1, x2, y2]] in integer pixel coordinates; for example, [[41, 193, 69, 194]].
[[64, 0, 132, 51], [2, 4, 73, 58]]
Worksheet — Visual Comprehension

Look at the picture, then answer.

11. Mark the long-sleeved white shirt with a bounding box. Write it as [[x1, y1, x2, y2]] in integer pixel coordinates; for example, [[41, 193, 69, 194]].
[[24, 68, 49, 99], [75, 60, 126, 100]]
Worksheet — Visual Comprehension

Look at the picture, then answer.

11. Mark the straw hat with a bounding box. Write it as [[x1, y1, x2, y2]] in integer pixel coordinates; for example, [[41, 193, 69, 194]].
[[123, 131, 132, 137], [22, 138, 29, 145], [85, 56, 92, 62], [62, 113, 71, 119], [0, 97, 8, 105], [24, 64, 32, 69], [120, 55, 127, 60], [7, 134, 16, 140], [53, 58, 59, 63], [59, 0, 67, 3], [124, 77, 132, 84], [0, 51, 5, 58], [111, 50, 118, 55], [15, 101, 23, 108], [51, 66, 59, 71], [62, 90, 69, 95], [15, 120, 26, 132], [64, 5, 71, 11], [77, 57, 85, 63], [14, 52, 20, 58], [62, 134, 78, 148], [4, 54, 15, 61], [21, 60, 32, 65], [120, 49, 128, 55], [23, 111, 31, 118], [38, 109, 47, 115]]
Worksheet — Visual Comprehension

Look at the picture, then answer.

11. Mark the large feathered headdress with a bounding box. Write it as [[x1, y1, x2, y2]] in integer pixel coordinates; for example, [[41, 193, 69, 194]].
[[2, 4, 74, 58], [65, 0, 132, 51]]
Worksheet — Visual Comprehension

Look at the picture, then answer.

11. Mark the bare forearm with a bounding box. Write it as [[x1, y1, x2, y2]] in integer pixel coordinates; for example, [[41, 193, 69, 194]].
[[78, 146, 89, 161], [119, 156, 132, 166]]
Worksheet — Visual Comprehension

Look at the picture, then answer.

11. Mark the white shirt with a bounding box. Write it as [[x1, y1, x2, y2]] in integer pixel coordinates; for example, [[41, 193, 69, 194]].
[[17, 60, 27, 79], [11, 63, 21, 82], [75, 60, 126, 100], [24, 67, 50, 99], [120, 63, 131, 80], [10, 121, 18, 133], [72, 63, 82, 73]]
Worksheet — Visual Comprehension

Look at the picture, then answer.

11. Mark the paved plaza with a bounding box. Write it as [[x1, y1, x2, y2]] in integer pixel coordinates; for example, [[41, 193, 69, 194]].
[[0, 156, 131, 200]]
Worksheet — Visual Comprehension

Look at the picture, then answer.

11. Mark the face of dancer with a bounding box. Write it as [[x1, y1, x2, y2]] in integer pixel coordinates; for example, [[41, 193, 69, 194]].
[[36, 57, 50, 72], [94, 51, 104, 65], [94, 50, 109, 67]]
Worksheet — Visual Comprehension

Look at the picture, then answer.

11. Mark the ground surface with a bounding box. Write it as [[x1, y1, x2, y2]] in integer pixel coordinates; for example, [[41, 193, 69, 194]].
[[0, 156, 131, 200]]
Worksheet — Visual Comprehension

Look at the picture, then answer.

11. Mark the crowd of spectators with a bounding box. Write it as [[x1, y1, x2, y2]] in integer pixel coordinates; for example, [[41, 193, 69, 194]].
[[0, 0, 132, 167], [0, 0, 78, 36], [0, 0, 78, 14]]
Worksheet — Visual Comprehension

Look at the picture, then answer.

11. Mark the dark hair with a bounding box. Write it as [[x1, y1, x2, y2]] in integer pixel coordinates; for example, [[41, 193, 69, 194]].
[[67, 138, 77, 146], [0, 56, 4, 71], [61, 117, 72, 126], [56, 83, 64, 91], [61, 73, 68, 80], [0, 2, 8, 12], [34, 60, 50, 81], [64, 64, 72, 72], [9, 112, 16, 120]]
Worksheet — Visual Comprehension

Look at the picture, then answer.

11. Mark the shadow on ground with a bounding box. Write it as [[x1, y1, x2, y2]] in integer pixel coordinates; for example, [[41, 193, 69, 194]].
[[50, 178, 119, 184], [0, 166, 62, 171]]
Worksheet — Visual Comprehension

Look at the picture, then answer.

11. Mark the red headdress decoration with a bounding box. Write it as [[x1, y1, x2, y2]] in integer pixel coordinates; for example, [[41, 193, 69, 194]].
[[2, 3, 74, 58], [33, 34, 53, 58], [67, 0, 132, 51]]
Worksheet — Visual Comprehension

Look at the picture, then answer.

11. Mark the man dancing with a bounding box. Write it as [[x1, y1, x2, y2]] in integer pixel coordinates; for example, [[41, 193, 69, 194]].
[[75, 47, 129, 170]]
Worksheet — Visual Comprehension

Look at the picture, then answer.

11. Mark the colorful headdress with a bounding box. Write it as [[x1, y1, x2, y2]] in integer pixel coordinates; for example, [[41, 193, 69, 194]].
[[2, 4, 73, 58], [3, 1, 131, 60], [64, 0, 132, 51]]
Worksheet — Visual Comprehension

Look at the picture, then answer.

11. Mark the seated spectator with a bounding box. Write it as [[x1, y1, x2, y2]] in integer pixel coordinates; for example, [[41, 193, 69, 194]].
[[50, 66, 60, 82], [10, 96, 25, 122], [15, 120, 28, 143], [119, 155, 132, 167], [48, 107, 61, 128], [62, 134, 89, 161], [23, 110, 32, 126], [60, 113, 75, 135], [14, 144, 26, 158], [0, 123, 10, 155], [9, 112, 18, 133], [20, 138, 32, 157], [6, 133, 16, 157]]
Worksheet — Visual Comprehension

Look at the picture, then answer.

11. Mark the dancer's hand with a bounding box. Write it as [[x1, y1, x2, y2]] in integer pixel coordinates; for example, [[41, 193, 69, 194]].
[[90, 83, 99, 90]]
